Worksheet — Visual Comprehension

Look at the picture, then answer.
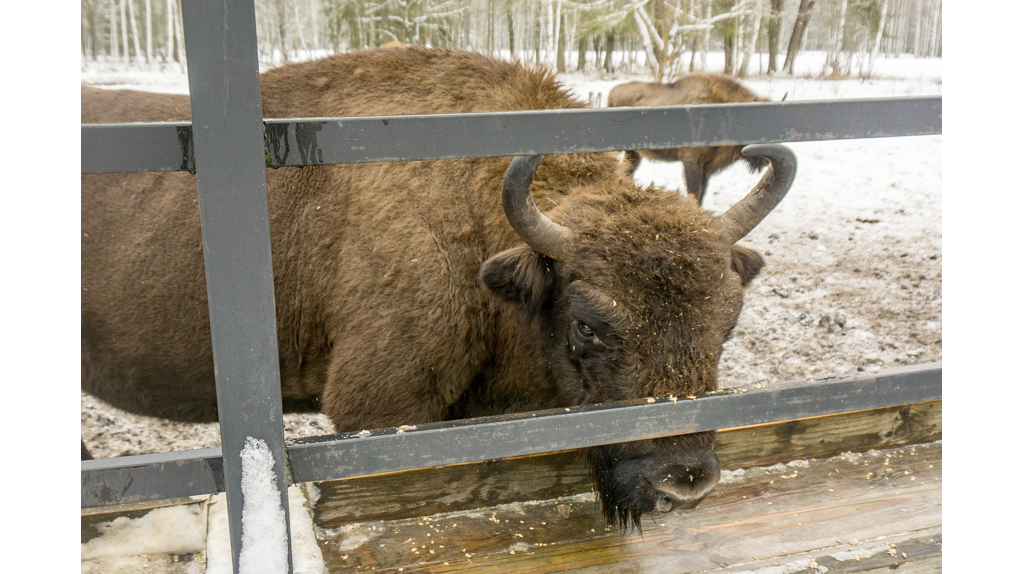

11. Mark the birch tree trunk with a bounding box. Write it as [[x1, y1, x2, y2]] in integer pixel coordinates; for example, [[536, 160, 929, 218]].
[[275, 0, 289, 61], [557, 12, 566, 71], [739, 0, 763, 78], [86, 0, 99, 59], [110, 0, 119, 59], [508, 3, 516, 59], [174, 0, 185, 70], [862, 0, 889, 79], [553, 0, 562, 69], [577, 34, 586, 71], [166, 0, 173, 62], [913, 0, 922, 56], [701, 2, 710, 71], [293, 2, 308, 56], [119, 0, 130, 61], [825, 0, 849, 76], [634, 9, 660, 78], [604, 29, 615, 73], [145, 0, 152, 63], [687, 0, 697, 72], [767, 0, 783, 72], [127, 0, 142, 61], [927, 0, 940, 57]]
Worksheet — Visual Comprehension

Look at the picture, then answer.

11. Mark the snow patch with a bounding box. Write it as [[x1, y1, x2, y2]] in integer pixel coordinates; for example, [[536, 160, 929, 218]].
[[81, 503, 207, 559], [831, 544, 890, 561], [720, 468, 747, 483], [732, 558, 826, 573], [289, 484, 328, 574], [239, 437, 289, 574], [205, 494, 232, 574], [336, 529, 371, 552]]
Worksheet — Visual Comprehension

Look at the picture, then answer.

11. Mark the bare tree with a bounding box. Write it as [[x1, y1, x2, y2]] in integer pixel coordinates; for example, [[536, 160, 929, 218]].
[[927, 0, 939, 57], [782, 0, 816, 74], [738, 0, 762, 78], [860, 0, 890, 79], [766, 0, 782, 72], [126, 0, 143, 62], [145, 0, 153, 63], [824, 0, 849, 77]]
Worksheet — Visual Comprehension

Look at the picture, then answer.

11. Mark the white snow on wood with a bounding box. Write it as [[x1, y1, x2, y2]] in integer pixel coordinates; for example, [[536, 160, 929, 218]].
[[239, 436, 289, 574], [207, 485, 327, 574], [731, 557, 823, 574], [289, 484, 327, 574], [81, 502, 207, 558], [204, 494, 232, 574]]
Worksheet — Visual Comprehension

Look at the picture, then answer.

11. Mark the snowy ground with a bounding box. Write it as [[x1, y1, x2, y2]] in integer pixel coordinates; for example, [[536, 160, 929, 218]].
[[81, 51, 942, 459]]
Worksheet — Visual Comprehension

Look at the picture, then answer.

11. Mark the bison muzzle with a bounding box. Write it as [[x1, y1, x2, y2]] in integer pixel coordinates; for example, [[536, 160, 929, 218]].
[[81, 47, 796, 530]]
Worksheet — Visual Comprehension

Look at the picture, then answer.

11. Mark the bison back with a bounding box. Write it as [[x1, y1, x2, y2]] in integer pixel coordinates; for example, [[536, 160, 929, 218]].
[[81, 49, 600, 428]]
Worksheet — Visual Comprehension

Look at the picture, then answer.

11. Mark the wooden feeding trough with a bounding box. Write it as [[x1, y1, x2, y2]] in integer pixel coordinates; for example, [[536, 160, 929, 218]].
[[82, 365, 941, 573]]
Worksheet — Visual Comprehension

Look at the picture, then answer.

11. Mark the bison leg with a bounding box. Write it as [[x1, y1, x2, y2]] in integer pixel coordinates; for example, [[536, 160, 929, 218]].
[[683, 162, 707, 205], [623, 151, 642, 177], [81, 440, 94, 460]]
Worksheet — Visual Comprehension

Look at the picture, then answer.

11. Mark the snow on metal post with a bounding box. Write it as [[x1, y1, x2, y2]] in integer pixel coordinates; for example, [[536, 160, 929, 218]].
[[179, 1, 292, 573]]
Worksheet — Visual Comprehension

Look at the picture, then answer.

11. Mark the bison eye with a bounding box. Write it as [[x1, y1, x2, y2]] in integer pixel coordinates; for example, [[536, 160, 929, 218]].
[[576, 322, 595, 339]]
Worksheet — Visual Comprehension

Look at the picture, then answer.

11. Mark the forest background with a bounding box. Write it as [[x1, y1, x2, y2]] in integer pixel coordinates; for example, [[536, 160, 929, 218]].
[[81, 0, 942, 81]]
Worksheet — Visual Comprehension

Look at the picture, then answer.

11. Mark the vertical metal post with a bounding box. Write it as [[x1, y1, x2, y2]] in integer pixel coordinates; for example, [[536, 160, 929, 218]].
[[179, 1, 292, 573]]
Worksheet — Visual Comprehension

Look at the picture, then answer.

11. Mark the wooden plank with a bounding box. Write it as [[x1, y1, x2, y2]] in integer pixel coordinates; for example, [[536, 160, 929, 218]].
[[315, 441, 941, 572], [81, 495, 208, 544], [313, 400, 940, 528], [81, 496, 210, 573]]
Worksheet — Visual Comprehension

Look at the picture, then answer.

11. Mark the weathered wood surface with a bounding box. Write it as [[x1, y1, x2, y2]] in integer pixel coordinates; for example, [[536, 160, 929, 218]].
[[314, 400, 940, 527], [81, 495, 207, 544], [316, 441, 942, 573], [81, 496, 209, 573]]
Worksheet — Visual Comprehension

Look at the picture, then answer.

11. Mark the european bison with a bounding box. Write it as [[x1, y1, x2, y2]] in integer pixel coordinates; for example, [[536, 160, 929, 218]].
[[607, 73, 775, 205], [82, 47, 796, 529]]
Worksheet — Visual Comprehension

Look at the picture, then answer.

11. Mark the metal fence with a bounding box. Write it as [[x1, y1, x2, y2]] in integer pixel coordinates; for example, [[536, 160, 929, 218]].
[[79, 1, 942, 573]]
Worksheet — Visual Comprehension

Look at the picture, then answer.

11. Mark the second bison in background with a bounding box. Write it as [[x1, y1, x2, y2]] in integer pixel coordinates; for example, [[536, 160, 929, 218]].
[[608, 73, 774, 205]]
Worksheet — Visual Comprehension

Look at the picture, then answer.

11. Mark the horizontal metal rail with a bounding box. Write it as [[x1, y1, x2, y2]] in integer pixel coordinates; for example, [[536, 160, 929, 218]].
[[81, 448, 223, 507], [81, 96, 941, 174], [81, 362, 940, 509]]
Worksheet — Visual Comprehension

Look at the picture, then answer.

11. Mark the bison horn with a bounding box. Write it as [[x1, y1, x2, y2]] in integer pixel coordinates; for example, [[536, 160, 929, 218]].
[[502, 155, 572, 260], [719, 144, 797, 243]]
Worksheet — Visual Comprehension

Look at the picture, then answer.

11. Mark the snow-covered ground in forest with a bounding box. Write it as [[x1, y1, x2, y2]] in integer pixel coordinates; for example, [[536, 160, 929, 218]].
[[80, 50, 941, 458]]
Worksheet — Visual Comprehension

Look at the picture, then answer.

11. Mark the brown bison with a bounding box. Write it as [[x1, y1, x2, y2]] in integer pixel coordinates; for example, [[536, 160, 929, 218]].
[[607, 73, 777, 205], [81, 47, 795, 529]]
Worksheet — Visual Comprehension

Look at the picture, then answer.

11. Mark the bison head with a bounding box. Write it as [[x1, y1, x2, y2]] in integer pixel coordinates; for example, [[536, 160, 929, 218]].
[[479, 144, 796, 529]]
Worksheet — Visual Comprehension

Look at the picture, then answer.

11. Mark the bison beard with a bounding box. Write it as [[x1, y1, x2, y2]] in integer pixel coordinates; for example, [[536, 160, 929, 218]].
[[81, 47, 796, 529]]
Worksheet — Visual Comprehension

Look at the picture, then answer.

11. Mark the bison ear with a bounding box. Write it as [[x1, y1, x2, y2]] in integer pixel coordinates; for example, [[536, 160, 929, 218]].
[[479, 244, 556, 316], [730, 244, 765, 286]]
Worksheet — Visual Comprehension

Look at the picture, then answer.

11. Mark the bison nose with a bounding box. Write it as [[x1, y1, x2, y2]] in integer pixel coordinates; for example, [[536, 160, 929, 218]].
[[651, 484, 706, 512], [649, 463, 721, 513], [655, 493, 674, 513]]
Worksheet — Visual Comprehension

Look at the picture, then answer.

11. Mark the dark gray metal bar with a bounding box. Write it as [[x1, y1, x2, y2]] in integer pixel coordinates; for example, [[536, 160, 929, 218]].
[[82, 96, 942, 173], [81, 122, 194, 173], [287, 362, 941, 483], [81, 448, 223, 508], [179, 0, 291, 572], [81, 363, 940, 507]]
